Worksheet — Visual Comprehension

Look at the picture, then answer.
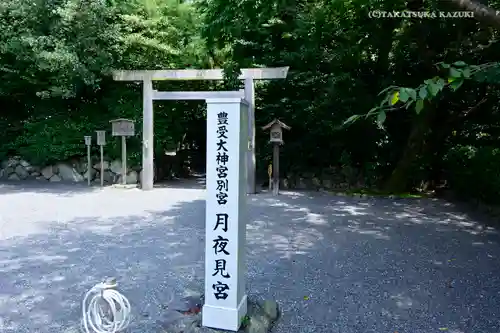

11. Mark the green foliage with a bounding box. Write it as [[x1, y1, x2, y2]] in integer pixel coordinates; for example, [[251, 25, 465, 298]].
[[0, 0, 500, 205], [222, 60, 242, 90], [444, 146, 500, 204], [344, 62, 500, 128], [0, 0, 207, 166]]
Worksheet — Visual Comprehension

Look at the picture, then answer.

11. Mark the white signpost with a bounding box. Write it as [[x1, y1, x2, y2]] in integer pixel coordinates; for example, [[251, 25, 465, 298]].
[[96, 130, 106, 187], [110, 119, 135, 185], [117, 88, 249, 331], [113, 67, 289, 192], [84, 136, 92, 186], [203, 98, 248, 331]]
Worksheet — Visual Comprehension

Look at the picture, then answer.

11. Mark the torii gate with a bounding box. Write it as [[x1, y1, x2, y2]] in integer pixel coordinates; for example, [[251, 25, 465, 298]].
[[112, 67, 289, 193]]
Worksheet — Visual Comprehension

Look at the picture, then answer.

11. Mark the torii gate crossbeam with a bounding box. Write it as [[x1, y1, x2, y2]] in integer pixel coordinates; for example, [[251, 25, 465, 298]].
[[112, 67, 289, 192]]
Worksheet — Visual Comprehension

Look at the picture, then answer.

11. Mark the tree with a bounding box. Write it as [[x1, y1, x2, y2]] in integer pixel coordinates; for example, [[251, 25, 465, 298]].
[[446, 0, 500, 28]]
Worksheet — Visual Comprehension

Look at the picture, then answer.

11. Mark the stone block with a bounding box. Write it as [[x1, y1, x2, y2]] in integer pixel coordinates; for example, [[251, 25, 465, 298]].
[[158, 295, 279, 333]]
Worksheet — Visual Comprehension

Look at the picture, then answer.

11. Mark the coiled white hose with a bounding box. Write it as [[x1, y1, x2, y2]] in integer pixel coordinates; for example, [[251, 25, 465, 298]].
[[82, 278, 132, 333]]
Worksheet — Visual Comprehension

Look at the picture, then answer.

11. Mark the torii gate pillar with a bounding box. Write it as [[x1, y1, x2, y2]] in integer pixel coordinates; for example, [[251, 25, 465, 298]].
[[113, 67, 289, 192], [243, 78, 255, 194]]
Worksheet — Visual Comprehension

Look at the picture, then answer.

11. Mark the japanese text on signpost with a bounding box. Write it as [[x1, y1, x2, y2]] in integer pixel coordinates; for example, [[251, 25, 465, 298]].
[[212, 111, 231, 300]]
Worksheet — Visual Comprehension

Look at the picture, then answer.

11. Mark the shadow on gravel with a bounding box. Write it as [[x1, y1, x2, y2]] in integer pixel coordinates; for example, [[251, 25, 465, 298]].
[[0, 176, 208, 196], [0, 190, 499, 333], [0, 181, 101, 197], [153, 176, 206, 190]]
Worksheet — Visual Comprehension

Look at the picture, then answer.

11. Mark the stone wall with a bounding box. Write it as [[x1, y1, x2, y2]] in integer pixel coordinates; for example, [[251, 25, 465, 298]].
[[266, 169, 365, 191], [1, 156, 361, 191], [0, 156, 140, 184]]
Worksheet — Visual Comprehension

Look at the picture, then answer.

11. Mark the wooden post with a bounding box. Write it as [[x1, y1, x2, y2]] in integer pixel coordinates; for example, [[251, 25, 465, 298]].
[[142, 79, 154, 190], [84, 136, 92, 186], [87, 146, 91, 186], [96, 130, 106, 187], [272, 143, 279, 195], [100, 146, 104, 187], [268, 163, 272, 191], [121, 136, 127, 185]]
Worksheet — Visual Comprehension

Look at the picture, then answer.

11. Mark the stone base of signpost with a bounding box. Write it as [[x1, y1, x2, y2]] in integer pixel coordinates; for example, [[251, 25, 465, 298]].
[[159, 295, 280, 333]]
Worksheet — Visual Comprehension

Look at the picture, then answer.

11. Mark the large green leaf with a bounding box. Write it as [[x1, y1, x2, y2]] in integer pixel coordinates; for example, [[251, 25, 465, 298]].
[[415, 99, 424, 114]]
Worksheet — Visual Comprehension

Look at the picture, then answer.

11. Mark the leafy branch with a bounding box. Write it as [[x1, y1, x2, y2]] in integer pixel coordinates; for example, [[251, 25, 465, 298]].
[[342, 61, 500, 129]]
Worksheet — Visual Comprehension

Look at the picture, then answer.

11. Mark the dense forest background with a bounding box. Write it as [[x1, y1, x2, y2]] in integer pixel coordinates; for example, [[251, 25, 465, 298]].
[[1, 0, 500, 204]]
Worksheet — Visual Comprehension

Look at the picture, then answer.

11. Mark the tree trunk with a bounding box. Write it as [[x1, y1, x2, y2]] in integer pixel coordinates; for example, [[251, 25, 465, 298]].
[[384, 103, 437, 192], [419, 110, 452, 190], [444, 0, 500, 29]]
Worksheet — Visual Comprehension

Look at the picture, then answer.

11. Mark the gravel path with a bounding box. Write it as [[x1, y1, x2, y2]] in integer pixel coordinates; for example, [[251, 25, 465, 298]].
[[0, 182, 499, 333]]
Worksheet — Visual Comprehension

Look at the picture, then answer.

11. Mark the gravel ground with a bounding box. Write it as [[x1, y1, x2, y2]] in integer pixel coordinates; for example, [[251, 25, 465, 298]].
[[0, 181, 499, 333]]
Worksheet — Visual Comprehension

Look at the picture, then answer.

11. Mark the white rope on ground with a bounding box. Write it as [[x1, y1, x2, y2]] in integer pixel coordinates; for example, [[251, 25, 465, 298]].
[[82, 277, 132, 333]]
